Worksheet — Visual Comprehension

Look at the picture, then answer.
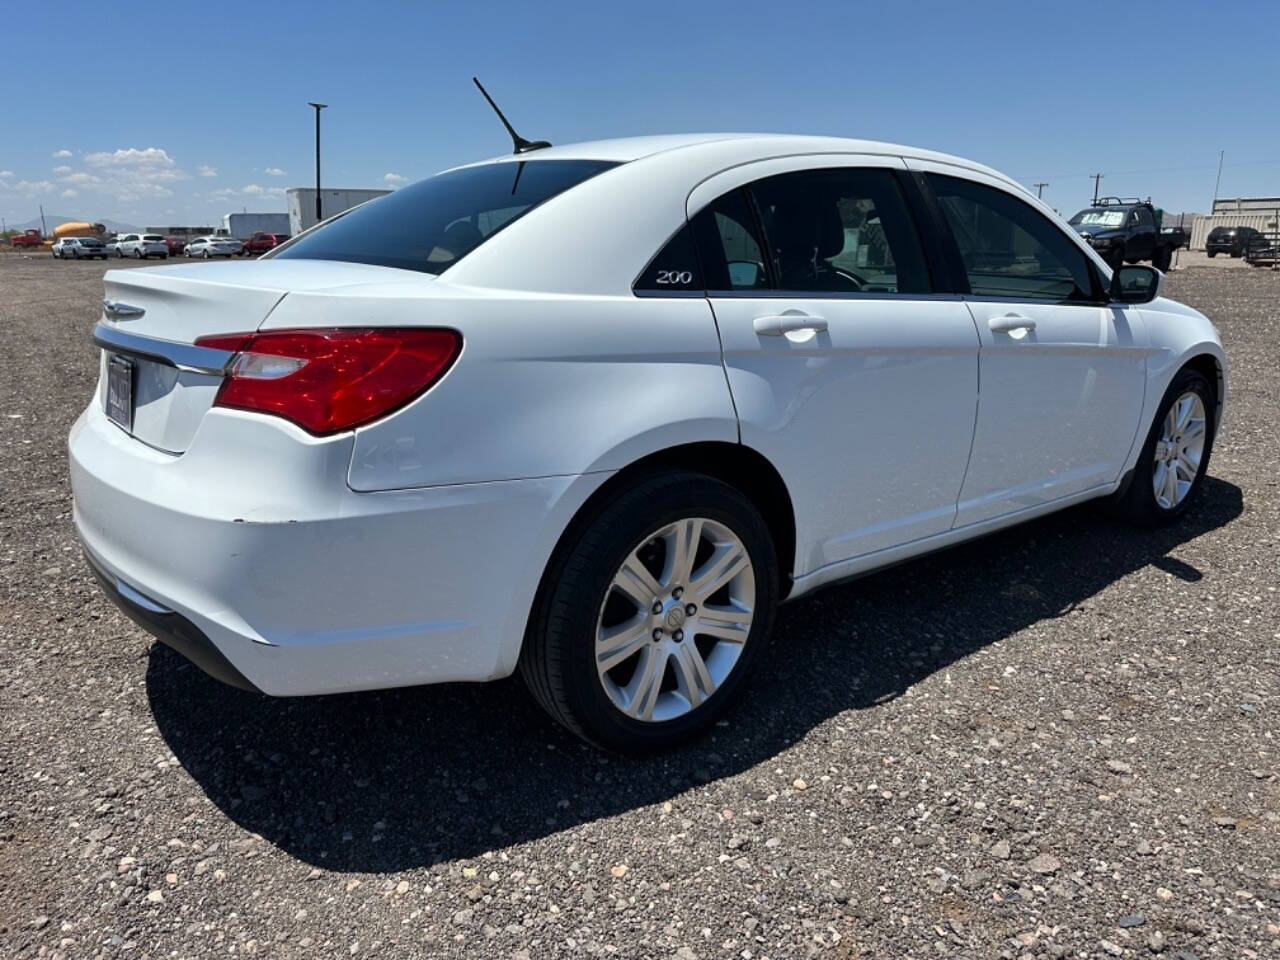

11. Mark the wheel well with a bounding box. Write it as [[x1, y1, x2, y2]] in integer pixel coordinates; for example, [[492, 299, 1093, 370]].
[[1184, 354, 1223, 416], [550, 443, 797, 599]]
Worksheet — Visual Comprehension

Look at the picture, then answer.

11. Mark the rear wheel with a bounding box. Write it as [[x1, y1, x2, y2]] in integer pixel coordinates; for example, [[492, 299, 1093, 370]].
[[1110, 367, 1215, 525], [202, 249, 210, 259], [1106, 248, 1125, 270], [1153, 246, 1172, 272], [520, 472, 779, 752], [1207, 250, 1217, 258]]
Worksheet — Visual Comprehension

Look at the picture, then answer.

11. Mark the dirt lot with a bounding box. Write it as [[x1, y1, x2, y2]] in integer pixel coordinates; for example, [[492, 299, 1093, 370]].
[[1, 255, 1277, 959]]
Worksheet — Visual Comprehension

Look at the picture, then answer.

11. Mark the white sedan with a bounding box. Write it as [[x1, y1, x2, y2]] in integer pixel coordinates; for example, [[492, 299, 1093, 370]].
[[184, 235, 242, 258], [70, 134, 1226, 751]]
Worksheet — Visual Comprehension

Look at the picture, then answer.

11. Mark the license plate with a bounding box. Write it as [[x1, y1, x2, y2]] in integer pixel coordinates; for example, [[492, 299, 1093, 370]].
[[106, 355, 135, 432]]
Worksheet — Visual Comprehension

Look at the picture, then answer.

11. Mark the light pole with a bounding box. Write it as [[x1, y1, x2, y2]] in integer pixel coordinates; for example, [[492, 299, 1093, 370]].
[[308, 102, 327, 225]]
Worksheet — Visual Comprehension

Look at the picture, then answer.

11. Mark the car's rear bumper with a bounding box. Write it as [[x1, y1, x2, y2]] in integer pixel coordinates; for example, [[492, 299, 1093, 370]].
[[69, 401, 599, 696]]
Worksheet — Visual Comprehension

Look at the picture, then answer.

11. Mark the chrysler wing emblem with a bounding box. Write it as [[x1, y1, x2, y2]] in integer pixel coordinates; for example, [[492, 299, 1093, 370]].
[[103, 300, 145, 321]]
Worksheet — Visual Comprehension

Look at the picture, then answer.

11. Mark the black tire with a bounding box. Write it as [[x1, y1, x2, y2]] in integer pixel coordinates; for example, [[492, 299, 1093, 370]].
[[1153, 246, 1172, 272], [1207, 250, 1216, 258], [520, 471, 779, 752], [133, 248, 142, 259], [1106, 248, 1125, 271], [1110, 367, 1216, 526]]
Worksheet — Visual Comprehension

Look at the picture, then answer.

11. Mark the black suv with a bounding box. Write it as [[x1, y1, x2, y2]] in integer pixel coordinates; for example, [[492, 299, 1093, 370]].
[[1206, 225, 1264, 258], [1068, 198, 1176, 271]]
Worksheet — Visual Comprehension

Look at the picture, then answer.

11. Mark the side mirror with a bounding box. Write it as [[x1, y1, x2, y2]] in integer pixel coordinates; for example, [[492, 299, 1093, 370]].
[[1109, 264, 1163, 304]]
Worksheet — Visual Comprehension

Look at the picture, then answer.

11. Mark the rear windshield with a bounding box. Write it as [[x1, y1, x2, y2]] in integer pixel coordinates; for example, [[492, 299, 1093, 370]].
[[275, 159, 618, 274], [143, 234, 164, 241]]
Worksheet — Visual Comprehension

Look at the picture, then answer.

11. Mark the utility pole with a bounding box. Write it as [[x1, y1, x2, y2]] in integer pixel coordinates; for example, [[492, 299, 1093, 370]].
[[1211, 149, 1225, 212], [308, 102, 327, 226], [1090, 173, 1104, 204], [39, 204, 47, 238], [1034, 182, 1048, 199]]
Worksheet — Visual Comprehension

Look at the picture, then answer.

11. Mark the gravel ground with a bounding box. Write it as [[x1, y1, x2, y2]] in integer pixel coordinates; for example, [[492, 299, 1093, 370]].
[[1, 256, 1277, 959]]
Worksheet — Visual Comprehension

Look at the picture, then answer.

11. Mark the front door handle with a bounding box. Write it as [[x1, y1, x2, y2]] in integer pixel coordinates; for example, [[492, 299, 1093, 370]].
[[753, 314, 828, 337], [988, 314, 1036, 334]]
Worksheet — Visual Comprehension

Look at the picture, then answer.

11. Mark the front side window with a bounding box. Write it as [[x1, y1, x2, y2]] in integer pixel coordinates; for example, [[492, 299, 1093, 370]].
[[276, 159, 617, 274], [748, 168, 931, 294], [929, 174, 1096, 301]]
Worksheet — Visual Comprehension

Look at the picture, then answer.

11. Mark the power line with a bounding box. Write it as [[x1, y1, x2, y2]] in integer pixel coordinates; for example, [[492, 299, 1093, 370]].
[[1033, 182, 1048, 199]]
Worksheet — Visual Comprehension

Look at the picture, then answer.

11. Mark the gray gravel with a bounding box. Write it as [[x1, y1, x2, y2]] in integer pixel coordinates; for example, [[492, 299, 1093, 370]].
[[1, 255, 1278, 959]]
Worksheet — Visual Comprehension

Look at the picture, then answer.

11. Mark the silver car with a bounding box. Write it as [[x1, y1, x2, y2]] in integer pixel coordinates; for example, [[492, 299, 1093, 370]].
[[184, 235, 243, 259], [118, 233, 168, 259]]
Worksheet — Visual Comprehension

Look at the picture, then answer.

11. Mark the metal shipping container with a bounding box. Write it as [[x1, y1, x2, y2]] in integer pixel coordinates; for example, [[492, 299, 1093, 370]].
[[287, 188, 392, 237]]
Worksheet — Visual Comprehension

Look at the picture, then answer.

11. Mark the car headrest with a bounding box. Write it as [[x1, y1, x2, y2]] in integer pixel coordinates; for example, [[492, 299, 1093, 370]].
[[769, 196, 843, 261]]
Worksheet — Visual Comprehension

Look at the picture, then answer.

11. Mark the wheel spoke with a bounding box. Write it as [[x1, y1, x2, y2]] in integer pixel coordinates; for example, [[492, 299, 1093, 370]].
[[612, 552, 662, 609], [1163, 458, 1179, 505], [670, 643, 715, 708], [1175, 395, 1194, 431], [665, 518, 703, 589], [596, 618, 650, 673], [1183, 419, 1206, 444], [692, 543, 749, 601], [624, 646, 666, 721]]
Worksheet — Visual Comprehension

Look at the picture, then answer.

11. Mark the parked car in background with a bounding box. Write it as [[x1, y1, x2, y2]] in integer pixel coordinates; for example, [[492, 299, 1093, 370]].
[[1160, 225, 1188, 250], [52, 237, 109, 260], [165, 236, 187, 256], [1067, 198, 1176, 271], [1245, 234, 1279, 267], [11, 229, 43, 249], [118, 233, 168, 259], [71, 134, 1227, 751], [240, 232, 290, 256], [184, 235, 242, 258], [1205, 225, 1264, 258]]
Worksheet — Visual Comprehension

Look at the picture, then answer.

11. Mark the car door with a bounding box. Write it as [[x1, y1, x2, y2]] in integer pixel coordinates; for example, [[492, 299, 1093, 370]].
[[686, 157, 980, 575], [1130, 207, 1156, 260], [911, 164, 1148, 527]]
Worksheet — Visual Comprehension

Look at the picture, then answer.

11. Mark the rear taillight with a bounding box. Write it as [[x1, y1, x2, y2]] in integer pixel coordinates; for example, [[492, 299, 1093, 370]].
[[194, 328, 461, 435]]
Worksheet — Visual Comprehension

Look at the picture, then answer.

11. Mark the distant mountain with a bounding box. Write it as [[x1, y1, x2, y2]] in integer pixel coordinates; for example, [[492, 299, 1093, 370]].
[[9, 214, 144, 234]]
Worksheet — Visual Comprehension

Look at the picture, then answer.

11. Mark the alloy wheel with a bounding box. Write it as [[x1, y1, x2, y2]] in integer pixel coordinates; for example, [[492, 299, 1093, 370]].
[[1153, 391, 1206, 509], [595, 517, 754, 723]]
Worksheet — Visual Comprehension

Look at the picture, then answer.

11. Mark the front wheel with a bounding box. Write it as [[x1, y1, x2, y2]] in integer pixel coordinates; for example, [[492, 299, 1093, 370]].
[[520, 472, 779, 752], [1153, 246, 1172, 272], [202, 249, 210, 258], [1207, 250, 1217, 258], [1110, 367, 1215, 525], [1106, 248, 1125, 271]]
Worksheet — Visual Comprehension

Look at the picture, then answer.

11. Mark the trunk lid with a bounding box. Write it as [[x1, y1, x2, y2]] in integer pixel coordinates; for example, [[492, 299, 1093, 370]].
[[97, 260, 431, 453]]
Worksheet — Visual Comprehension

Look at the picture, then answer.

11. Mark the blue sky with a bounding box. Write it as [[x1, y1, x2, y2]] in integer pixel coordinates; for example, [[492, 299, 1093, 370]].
[[3, 1, 1278, 229]]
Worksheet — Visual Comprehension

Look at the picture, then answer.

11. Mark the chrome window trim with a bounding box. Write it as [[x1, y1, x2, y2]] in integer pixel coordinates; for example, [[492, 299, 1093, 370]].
[[92, 321, 233, 376]]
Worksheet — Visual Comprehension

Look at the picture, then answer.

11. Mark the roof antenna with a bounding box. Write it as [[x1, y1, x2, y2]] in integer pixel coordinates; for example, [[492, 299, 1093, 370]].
[[472, 77, 551, 154]]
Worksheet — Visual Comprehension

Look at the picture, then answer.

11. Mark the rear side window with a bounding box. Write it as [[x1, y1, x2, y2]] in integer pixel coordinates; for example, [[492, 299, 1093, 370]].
[[929, 174, 1096, 301], [748, 168, 931, 294], [691, 189, 770, 291], [276, 159, 617, 274]]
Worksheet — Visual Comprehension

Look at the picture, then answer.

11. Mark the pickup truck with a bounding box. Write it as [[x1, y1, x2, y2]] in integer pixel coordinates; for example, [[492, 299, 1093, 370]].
[[1067, 198, 1177, 271], [239, 231, 289, 256], [10, 229, 43, 249]]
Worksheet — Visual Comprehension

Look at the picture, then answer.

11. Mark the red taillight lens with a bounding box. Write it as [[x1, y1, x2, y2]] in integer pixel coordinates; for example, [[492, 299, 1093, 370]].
[[194, 328, 461, 435]]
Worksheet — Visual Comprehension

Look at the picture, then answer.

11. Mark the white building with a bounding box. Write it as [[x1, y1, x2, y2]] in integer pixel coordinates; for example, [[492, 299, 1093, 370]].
[[287, 188, 392, 236]]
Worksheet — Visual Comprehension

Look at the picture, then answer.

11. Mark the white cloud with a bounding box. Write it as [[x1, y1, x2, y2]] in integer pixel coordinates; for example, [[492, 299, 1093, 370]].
[[62, 188, 78, 198], [15, 180, 55, 195], [265, 167, 286, 177], [197, 165, 218, 178], [0, 170, 14, 179], [52, 149, 72, 158], [240, 183, 285, 198], [60, 171, 101, 186], [384, 172, 409, 186], [63, 146, 188, 202], [53, 165, 72, 175]]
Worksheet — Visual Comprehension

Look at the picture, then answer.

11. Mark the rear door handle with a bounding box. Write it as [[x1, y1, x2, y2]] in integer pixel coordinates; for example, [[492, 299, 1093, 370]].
[[988, 314, 1036, 334], [753, 314, 828, 337]]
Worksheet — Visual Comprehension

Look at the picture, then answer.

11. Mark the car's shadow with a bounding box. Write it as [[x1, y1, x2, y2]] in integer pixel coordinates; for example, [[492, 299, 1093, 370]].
[[147, 478, 1243, 872]]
